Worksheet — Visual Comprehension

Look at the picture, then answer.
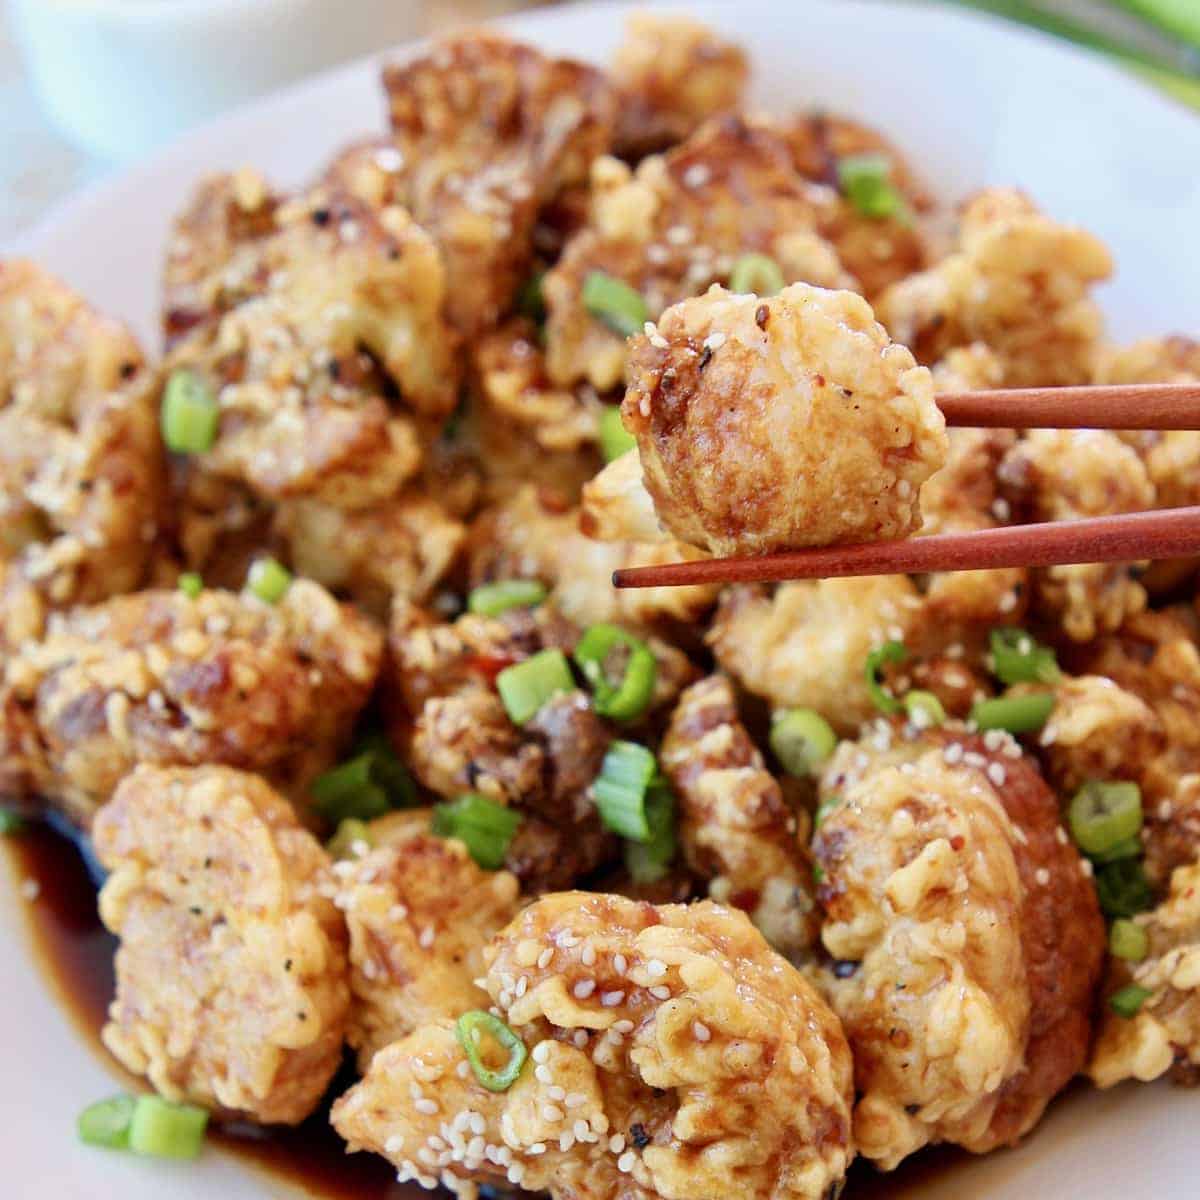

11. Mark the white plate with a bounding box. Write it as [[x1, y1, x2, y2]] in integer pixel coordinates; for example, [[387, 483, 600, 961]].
[[4, 1, 1200, 1196]]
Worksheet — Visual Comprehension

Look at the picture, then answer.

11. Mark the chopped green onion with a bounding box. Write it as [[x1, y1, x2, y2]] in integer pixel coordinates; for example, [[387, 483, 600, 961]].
[[128, 1095, 209, 1160], [814, 795, 841, 829], [770, 708, 838, 777], [313, 753, 390, 823], [468, 579, 547, 617], [574, 624, 657, 722], [455, 1010, 527, 1092], [326, 817, 373, 860], [496, 648, 574, 725], [1109, 983, 1154, 1020], [624, 780, 677, 884], [728, 253, 786, 297], [593, 741, 658, 840], [1109, 918, 1149, 962], [1091, 835, 1144, 865], [517, 270, 546, 323], [1069, 781, 1142, 859], [177, 572, 203, 599], [836, 154, 906, 220], [161, 369, 219, 454], [989, 627, 1061, 685], [903, 690, 946, 727], [78, 1095, 136, 1150], [0, 808, 26, 835], [865, 641, 907, 715], [432, 794, 521, 870], [355, 732, 416, 808], [969, 690, 1055, 734], [1095, 858, 1153, 919], [599, 404, 637, 463], [583, 271, 648, 339], [247, 557, 292, 604]]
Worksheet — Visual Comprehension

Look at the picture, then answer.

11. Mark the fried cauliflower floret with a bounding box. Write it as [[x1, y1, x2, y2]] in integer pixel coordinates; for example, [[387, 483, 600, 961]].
[[1091, 860, 1200, 1087], [161, 168, 282, 346], [332, 893, 855, 1200], [0, 581, 381, 827], [469, 484, 719, 632], [0, 261, 164, 647], [1037, 674, 1163, 795], [94, 765, 349, 1124], [708, 576, 927, 735], [274, 493, 465, 618], [876, 188, 1111, 386], [613, 283, 946, 555], [610, 13, 749, 158], [660, 675, 817, 958], [334, 822, 520, 1069], [167, 189, 457, 511], [814, 727, 1104, 1169], [327, 33, 614, 338], [543, 115, 851, 392], [999, 430, 1153, 641], [785, 113, 933, 298]]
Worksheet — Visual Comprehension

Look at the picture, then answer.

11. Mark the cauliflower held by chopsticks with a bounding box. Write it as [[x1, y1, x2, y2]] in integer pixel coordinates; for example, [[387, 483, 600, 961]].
[[584, 282, 948, 557]]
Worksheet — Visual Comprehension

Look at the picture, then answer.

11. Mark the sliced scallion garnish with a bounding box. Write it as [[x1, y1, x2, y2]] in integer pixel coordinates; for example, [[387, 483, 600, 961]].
[[455, 1010, 527, 1092], [728, 252, 785, 297], [989, 627, 1061, 685], [326, 817, 373, 861], [496, 649, 574, 725], [1109, 918, 1149, 962], [836, 154, 906, 220], [128, 1095, 209, 1160], [599, 404, 637, 463], [593, 741, 658, 841], [582, 271, 648, 339], [161, 369, 219, 454], [1109, 983, 1153, 1019], [468, 579, 547, 618], [178, 572, 203, 599], [624, 779, 677, 884], [77, 1095, 136, 1150], [574, 624, 657, 722], [1068, 781, 1142, 859], [769, 708, 838, 777], [865, 641, 907, 715], [1095, 857, 1153, 919], [902, 689, 946, 727], [432, 794, 521, 871], [969, 690, 1055, 734], [247, 557, 292, 604]]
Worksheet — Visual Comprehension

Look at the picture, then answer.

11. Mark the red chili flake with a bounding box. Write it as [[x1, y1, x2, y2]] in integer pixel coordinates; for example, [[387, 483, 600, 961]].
[[464, 654, 518, 682], [729, 888, 761, 913], [950, 835, 966, 851]]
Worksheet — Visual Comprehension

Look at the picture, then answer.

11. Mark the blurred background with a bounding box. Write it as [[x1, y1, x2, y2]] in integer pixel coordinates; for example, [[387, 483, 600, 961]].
[[2, 0, 1197, 243]]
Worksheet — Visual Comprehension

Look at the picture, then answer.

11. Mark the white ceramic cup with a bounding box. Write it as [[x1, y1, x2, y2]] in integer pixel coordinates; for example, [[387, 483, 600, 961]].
[[9, 0, 424, 161]]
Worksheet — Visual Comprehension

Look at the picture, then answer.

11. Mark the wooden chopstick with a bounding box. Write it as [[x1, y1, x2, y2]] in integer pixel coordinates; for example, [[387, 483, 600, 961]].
[[612, 506, 1200, 589], [936, 383, 1200, 429]]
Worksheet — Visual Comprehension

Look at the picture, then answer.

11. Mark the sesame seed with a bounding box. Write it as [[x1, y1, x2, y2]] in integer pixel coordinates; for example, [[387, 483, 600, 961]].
[[581, 945, 597, 967], [692, 1021, 712, 1042], [467, 1135, 485, 1159], [944, 742, 965, 765], [613, 1019, 634, 1034], [573, 979, 596, 999], [537, 947, 555, 969], [507, 1162, 526, 1186], [999, 591, 1018, 613], [532, 1041, 552, 1064], [559, 1131, 576, 1152], [1035, 867, 1051, 886], [468, 1113, 486, 1136], [964, 751, 987, 768], [560, 933, 581, 949], [1159, 800, 1174, 820], [535, 1065, 554, 1085], [573, 1119, 591, 1140], [1081, 859, 1094, 877], [389, 903, 409, 921], [529, 1142, 547, 1155], [419, 926, 436, 949], [410, 1083, 425, 1101], [565, 1092, 588, 1108], [613, 954, 628, 975], [610, 1134, 626, 1153], [645, 959, 667, 978], [618, 1150, 638, 1172], [649, 985, 671, 1000], [548, 1085, 566, 1101], [385, 1135, 404, 1154], [515, 976, 528, 997], [601, 990, 626, 1007], [683, 163, 711, 188], [573, 1029, 588, 1048], [542, 1104, 564, 1122], [415, 1099, 439, 1115], [983, 730, 1005, 751], [986, 763, 1007, 787]]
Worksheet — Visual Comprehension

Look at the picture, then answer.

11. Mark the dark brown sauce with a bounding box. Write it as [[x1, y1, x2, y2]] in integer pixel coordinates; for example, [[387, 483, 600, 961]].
[[5, 820, 985, 1199]]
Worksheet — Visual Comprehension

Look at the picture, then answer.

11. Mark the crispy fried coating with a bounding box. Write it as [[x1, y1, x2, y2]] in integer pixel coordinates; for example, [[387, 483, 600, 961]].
[[167, 187, 457, 512], [999, 430, 1153, 641], [332, 892, 855, 1200], [615, 283, 946, 555], [334, 818, 520, 1069], [876, 188, 1111, 386], [543, 115, 850, 392], [785, 112, 933, 298], [1091, 860, 1200, 1087], [708, 576, 927, 736], [814, 725, 1104, 1169], [94, 765, 349, 1124], [610, 13, 749, 159], [327, 33, 615, 338], [0, 260, 164, 646], [660, 675, 817, 958], [468, 484, 719, 633], [0, 582, 381, 826]]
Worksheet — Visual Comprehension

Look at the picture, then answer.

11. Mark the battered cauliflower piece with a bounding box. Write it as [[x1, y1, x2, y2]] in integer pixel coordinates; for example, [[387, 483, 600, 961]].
[[0, 260, 164, 647], [468, 484, 719, 632], [876, 188, 1112, 386], [334, 819, 520, 1069], [0, 581, 382, 827], [94, 765, 349, 1124], [328, 33, 614, 337], [814, 726, 1104, 1169], [660, 675, 817, 958], [999, 430, 1153, 641], [1091, 860, 1200, 1087], [1036, 674, 1162, 796], [332, 892, 855, 1200], [543, 115, 851, 392], [610, 13, 749, 158], [614, 283, 946, 555], [786, 112, 934, 298], [708, 575, 927, 735], [167, 187, 457, 511]]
